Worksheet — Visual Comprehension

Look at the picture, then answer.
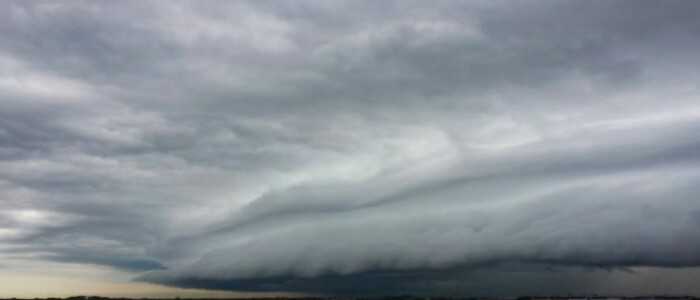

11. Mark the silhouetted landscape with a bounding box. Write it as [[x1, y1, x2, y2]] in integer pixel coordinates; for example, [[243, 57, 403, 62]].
[[3, 296, 700, 300]]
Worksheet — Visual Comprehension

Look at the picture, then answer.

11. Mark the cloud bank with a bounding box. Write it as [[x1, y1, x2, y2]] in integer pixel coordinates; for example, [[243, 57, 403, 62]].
[[2, 0, 700, 296]]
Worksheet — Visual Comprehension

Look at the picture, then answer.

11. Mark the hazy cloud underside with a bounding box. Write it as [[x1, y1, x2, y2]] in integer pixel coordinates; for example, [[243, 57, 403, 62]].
[[1, 0, 700, 296]]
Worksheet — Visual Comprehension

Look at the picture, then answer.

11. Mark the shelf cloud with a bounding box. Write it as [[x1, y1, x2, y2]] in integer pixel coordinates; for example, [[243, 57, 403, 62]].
[[2, 0, 700, 296]]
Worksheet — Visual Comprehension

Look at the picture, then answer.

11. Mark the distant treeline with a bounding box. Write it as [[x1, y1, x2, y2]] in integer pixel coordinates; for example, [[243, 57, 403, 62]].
[[0, 295, 700, 300], [2, 296, 699, 300]]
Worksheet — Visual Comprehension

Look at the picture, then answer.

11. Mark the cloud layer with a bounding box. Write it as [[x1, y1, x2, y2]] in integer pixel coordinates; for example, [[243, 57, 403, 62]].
[[2, 0, 700, 296]]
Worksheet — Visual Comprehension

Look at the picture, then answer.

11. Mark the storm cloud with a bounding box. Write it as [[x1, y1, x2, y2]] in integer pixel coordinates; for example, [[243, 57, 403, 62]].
[[2, 0, 700, 296]]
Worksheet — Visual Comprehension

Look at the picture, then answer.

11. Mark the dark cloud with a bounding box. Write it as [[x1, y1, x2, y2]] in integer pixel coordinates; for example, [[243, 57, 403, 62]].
[[42, 254, 165, 272], [1, 0, 700, 296]]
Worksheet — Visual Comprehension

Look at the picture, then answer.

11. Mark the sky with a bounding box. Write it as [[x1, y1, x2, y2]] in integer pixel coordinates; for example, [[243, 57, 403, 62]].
[[1, 0, 700, 297]]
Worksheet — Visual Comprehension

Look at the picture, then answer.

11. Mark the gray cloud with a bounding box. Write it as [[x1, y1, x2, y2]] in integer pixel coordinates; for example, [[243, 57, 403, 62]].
[[2, 0, 700, 296]]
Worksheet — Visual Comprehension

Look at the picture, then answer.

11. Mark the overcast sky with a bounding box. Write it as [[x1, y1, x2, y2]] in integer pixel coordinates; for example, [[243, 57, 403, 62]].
[[2, 0, 700, 297]]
